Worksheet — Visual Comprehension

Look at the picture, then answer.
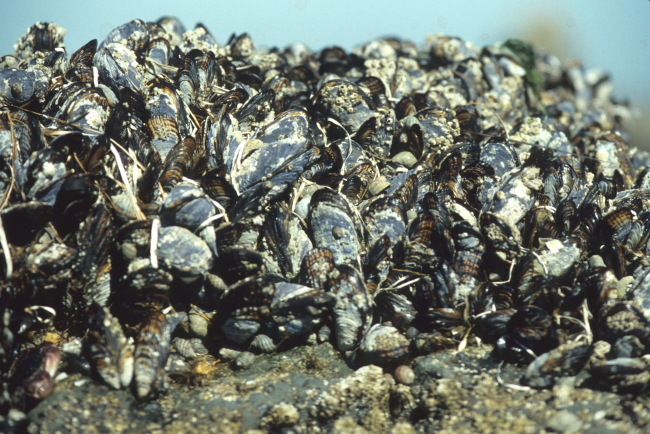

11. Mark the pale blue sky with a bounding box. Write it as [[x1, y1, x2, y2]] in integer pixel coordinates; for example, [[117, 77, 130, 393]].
[[2, 0, 648, 106]]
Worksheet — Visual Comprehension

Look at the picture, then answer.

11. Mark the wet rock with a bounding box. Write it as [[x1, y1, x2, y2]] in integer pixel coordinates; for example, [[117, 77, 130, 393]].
[[546, 409, 582, 433]]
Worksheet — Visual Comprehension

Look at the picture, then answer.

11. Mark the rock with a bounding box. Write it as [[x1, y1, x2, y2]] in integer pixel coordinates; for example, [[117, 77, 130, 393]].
[[24, 343, 650, 433], [234, 351, 256, 370], [546, 410, 582, 433], [260, 403, 300, 429]]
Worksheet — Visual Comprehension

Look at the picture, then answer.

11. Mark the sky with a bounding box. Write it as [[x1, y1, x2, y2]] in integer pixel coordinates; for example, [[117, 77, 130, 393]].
[[1, 0, 649, 143]]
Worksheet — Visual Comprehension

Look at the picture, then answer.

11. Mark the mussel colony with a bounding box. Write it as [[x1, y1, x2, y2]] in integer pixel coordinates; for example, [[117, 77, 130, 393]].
[[2, 18, 650, 412]]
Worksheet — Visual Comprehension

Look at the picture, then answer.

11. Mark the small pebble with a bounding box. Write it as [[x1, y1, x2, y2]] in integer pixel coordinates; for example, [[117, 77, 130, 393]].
[[394, 365, 415, 385], [317, 325, 331, 343], [546, 409, 582, 433], [54, 372, 68, 382], [219, 347, 242, 361], [235, 351, 256, 370]]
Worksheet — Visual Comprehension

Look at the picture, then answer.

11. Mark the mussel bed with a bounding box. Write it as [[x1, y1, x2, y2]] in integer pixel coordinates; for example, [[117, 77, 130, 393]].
[[2, 17, 650, 433]]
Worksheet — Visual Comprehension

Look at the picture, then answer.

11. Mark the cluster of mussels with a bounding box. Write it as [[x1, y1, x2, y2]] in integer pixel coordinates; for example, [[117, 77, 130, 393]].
[[2, 18, 650, 411]]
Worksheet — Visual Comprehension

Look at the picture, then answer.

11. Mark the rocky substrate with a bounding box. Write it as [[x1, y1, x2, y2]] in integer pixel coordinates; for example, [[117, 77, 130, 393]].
[[5, 343, 650, 434]]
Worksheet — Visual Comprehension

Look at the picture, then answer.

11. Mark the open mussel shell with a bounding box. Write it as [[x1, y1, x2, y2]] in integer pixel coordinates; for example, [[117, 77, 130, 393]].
[[8, 342, 60, 402], [391, 116, 424, 162]]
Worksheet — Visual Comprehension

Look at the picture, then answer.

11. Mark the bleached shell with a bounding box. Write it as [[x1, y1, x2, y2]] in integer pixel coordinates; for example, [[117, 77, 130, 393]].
[[88, 304, 133, 389], [249, 334, 276, 353], [172, 337, 197, 359]]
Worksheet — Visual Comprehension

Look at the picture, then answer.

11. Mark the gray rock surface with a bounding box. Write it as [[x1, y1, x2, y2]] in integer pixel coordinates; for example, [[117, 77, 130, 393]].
[[20, 343, 650, 433]]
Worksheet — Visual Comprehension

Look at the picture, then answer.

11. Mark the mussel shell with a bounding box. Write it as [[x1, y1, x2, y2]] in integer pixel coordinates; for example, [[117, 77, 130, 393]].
[[65, 39, 97, 83], [234, 107, 312, 192], [483, 167, 539, 229], [249, 334, 276, 354], [414, 108, 460, 153], [1, 202, 52, 246], [610, 336, 645, 359], [601, 208, 634, 244], [330, 265, 372, 352], [146, 36, 170, 65], [589, 357, 650, 394], [500, 306, 559, 363], [0, 68, 49, 104], [214, 247, 265, 286], [134, 312, 172, 399], [268, 282, 334, 339], [364, 234, 393, 293], [0, 109, 46, 162], [355, 324, 410, 368], [147, 80, 188, 161], [87, 303, 133, 389], [9, 342, 60, 401], [364, 196, 406, 247], [391, 116, 423, 160], [200, 169, 238, 210], [157, 225, 213, 281], [99, 19, 149, 54], [314, 79, 376, 134], [472, 309, 514, 344], [309, 188, 363, 266], [94, 43, 145, 95], [480, 138, 520, 178], [48, 86, 113, 135], [160, 183, 215, 230], [264, 203, 312, 279], [375, 291, 417, 333], [216, 275, 276, 342], [298, 248, 336, 291], [522, 341, 592, 388], [596, 302, 650, 350]]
